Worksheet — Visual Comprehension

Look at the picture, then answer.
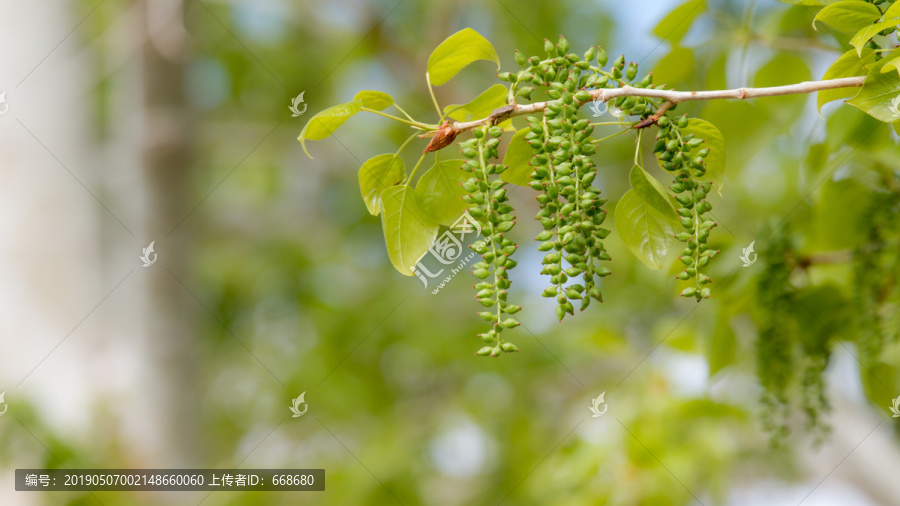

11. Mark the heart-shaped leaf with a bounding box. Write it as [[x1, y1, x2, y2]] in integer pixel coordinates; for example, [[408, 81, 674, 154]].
[[359, 154, 405, 216], [380, 186, 439, 276], [416, 159, 471, 226], [629, 164, 678, 219], [427, 28, 500, 86], [818, 48, 876, 113], [615, 189, 678, 270], [298, 100, 362, 158], [812, 1, 881, 33], [847, 50, 900, 122], [444, 84, 507, 121], [354, 90, 394, 111]]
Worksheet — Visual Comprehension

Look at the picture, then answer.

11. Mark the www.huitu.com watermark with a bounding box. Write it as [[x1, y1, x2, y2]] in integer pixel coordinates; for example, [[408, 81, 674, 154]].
[[413, 211, 482, 294]]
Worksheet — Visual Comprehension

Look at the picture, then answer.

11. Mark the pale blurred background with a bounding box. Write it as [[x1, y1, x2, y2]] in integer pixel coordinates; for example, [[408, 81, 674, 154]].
[[1, 0, 900, 504]]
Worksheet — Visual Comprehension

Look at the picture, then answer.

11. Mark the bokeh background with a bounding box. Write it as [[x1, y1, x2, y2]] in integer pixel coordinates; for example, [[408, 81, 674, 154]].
[[2, 0, 900, 504]]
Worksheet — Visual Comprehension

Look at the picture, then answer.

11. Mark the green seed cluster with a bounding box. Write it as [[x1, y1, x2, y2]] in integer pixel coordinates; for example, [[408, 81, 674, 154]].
[[525, 111, 610, 320], [460, 125, 522, 356], [504, 37, 660, 124], [503, 37, 628, 320], [652, 115, 718, 300]]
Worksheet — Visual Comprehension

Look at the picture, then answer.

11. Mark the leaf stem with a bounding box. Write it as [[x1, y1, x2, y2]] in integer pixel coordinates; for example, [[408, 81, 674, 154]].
[[394, 132, 419, 158], [634, 130, 643, 166], [392, 103, 417, 122], [591, 128, 631, 144], [404, 153, 429, 187], [361, 107, 432, 129], [426, 73, 444, 121]]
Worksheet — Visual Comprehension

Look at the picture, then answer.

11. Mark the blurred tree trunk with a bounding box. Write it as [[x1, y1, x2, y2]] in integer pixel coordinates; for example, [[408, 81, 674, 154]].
[[139, 0, 202, 466]]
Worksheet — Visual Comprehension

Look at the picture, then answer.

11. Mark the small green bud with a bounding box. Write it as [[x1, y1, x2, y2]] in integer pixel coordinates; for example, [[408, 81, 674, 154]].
[[584, 46, 596, 63], [680, 287, 697, 298], [558, 35, 570, 54], [597, 46, 608, 66], [626, 62, 638, 80], [501, 342, 519, 353], [502, 318, 520, 328], [544, 38, 556, 56], [476, 346, 493, 356], [514, 50, 527, 67]]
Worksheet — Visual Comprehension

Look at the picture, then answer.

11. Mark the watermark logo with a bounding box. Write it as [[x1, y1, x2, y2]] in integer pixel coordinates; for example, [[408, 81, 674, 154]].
[[740, 241, 757, 267], [589, 98, 607, 117], [140, 241, 157, 267], [413, 211, 482, 294], [0, 392, 7, 416], [0, 91, 8, 116], [290, 392, 308, 417], [890, 395, 900, 418], [289, 91, 307, 117], [888, 93, 900, 119], [589, 392, 607, 417]]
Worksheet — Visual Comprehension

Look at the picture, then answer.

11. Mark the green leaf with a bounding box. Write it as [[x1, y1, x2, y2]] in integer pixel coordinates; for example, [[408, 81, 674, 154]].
[[882, 56, 900, 77], [500, 128, 533, 186], [652, 0, 705, 44], [415, 159, 471, 226], [359, 154, 405, 216], [847, 51, 900, 122], [380, 186, 440, 276], [818, 48, 876, 113], [353, 90, 394, 111], [298, 100, 362, 158], [427, 28, 500, 86], [444, 84, 508, 122], [812, 1, 881, 33], [680, 119, 726, 196], [614, 190, 678, 270], [850, 19, 900, 56], [629, 164, 678, 219], [885, 2, 900, 20]]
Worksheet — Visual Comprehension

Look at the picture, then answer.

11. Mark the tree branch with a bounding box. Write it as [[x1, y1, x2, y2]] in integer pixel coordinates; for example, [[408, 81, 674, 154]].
[[448, 76, 866, 140]]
